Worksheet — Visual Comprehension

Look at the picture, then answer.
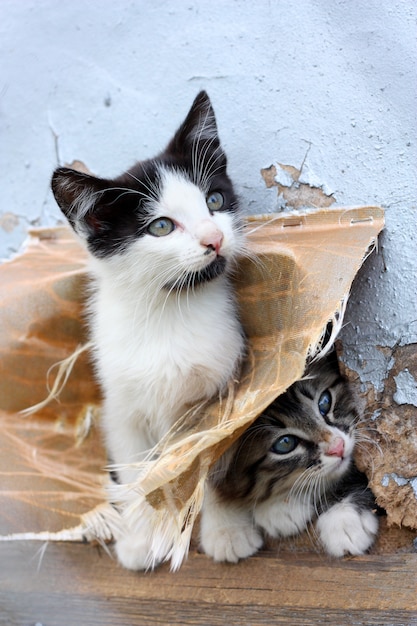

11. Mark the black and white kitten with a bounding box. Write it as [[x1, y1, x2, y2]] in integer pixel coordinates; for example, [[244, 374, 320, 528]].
[[201, 357, 379, 562], [51, 92, 246, 569]]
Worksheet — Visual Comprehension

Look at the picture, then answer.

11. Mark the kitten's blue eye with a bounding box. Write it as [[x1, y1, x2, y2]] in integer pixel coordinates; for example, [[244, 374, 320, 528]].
[[206, 191, 224, 212], [147, 217, 175, 237], [271, 434, 299, 455], [318, 390, 332, 416]]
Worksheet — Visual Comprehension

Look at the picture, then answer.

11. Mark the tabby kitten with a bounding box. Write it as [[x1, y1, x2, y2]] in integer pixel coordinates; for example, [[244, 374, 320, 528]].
[[201, 357, 379, 562], [51, 92, 245, 570]]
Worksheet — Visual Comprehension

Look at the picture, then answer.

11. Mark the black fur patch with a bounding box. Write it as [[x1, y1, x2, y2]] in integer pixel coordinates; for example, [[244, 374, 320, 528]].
[[164, 256, 227, 290]]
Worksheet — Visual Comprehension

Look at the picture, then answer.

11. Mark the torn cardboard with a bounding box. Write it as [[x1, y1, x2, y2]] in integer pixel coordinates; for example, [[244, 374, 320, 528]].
[[1, 207, 397, 568]]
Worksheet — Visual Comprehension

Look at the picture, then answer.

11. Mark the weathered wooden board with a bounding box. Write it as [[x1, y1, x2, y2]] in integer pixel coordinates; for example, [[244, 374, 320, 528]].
[[1, 542, 416, 626]]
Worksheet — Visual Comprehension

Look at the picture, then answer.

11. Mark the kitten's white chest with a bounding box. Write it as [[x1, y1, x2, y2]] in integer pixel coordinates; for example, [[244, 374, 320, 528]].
[[93, 276, 243, 447]]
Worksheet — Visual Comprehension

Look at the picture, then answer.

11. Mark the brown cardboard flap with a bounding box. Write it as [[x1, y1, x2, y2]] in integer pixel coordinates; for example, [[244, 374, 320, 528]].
[[0, 209, 387, 559]]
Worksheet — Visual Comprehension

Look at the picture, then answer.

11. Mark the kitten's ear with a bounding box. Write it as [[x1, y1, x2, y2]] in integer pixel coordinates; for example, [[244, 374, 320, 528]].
[[165, 91, 226, 166], [51, 167, 114, 238]]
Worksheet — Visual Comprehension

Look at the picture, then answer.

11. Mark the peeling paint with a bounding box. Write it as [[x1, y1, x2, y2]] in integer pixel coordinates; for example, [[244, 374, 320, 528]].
[[341, 343, 395, 394], [382, 473, 409, 488], [297, 162, 334, 197], [382, 473, 417, 498], [393, 369, 417, 407], [271, 165, 294, 188], [260, 162, 337, 211]]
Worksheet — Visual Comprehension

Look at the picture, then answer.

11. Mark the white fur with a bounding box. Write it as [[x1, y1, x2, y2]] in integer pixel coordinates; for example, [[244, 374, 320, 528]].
[[113, 497, 159, 570], [254, 495, 314, 538], [316, 496, 379, 557], [200, 484, 263, 563], [86, 171, 244, 568]]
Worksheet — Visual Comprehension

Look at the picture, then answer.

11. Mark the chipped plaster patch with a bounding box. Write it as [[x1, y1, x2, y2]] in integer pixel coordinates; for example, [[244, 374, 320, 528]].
[[261, 162, 336, 210], [382, 472, 409, 488], [393, 369, 417, 407], [382, 473, 417, 498]]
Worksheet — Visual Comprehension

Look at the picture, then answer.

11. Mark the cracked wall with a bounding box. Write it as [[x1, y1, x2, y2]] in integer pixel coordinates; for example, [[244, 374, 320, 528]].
[[1, 1, 416, 531], [342, 343, 417, 529], [261, 157, 417, 531]]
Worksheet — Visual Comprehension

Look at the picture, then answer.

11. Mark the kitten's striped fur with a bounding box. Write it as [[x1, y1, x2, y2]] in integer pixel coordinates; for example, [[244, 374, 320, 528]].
[[201, 356, 379, 562]]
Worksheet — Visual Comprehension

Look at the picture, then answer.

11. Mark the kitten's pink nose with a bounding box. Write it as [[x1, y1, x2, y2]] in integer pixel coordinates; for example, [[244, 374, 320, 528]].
[[196, 220, 224, 255], [326, 436, 345, 458]]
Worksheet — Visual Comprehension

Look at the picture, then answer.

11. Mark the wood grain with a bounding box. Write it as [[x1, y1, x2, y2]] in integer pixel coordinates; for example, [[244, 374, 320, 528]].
[[1, 542, 416, 626]]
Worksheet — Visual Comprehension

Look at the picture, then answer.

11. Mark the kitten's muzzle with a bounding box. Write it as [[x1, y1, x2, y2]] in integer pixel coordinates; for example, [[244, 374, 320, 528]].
[[325, 436, 345, 458], [163, 256, 227, 290], [197, 220, 224, 256]]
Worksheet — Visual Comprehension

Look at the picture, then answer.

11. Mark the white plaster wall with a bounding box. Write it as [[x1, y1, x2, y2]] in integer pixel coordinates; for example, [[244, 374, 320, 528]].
[[1, 1, 416, 393]]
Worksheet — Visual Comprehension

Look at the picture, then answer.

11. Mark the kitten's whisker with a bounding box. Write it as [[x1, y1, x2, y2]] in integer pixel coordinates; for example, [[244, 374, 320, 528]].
[[126, 167, 161, 202], [356, 453, 376, 479], [191, 124, 208, 189], [88, 185, 142, 201], [314, 474, 327, 518], [144, 166, 163, 200], [137, 265, 186, 331], [191, 108, 219, 190], [200, 155, 227, 192], [199, 155, 224, 190], [176, 277, 185, 318], [238, 249, 270, 281], [355, 432, 384, 457], [298, 474, 322, 549], [354, 443, 378, 477], [229, 423, 274, 467], [296, 475, 323, 552], [196, 136, 224, 191], [288, 466, 317, 500], [358, 425, 389, 449], [157, 271, 189, 324]]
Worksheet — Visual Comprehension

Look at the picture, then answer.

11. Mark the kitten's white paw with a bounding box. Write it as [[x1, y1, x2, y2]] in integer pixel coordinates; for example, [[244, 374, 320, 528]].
[[115, 530, 155, 571], [200, 488, 263, 563], [201, 518, 263, 563], [112, 496, 166, 571], [254, 498, 313, 538], [316, 500, 378, 557]]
